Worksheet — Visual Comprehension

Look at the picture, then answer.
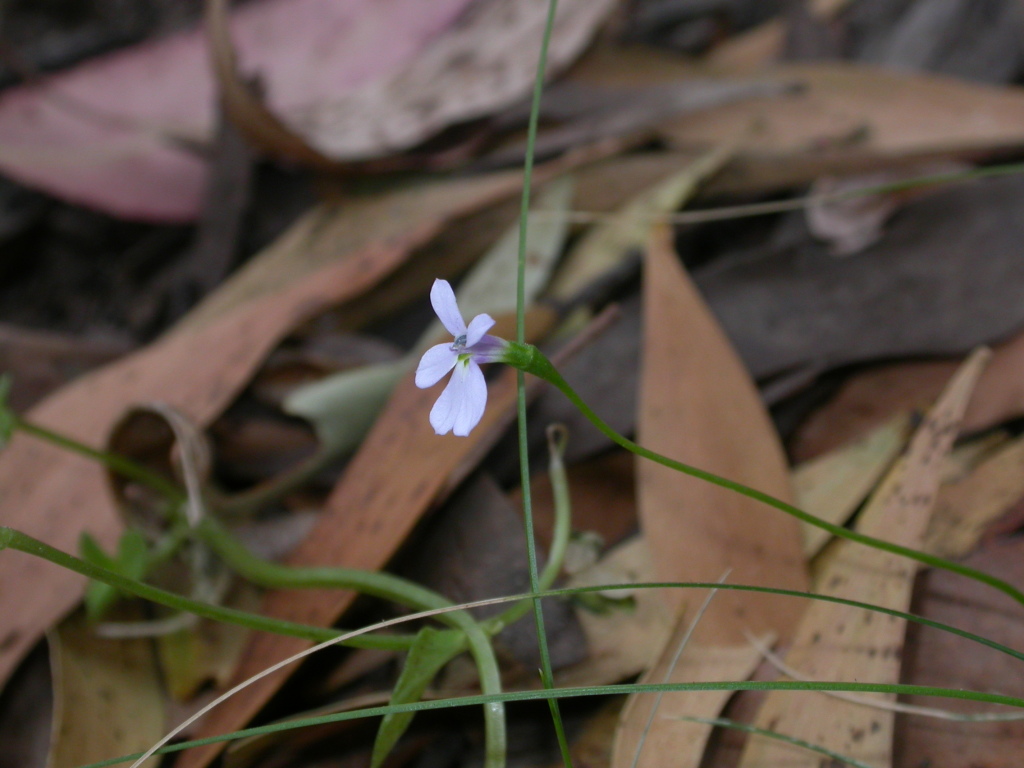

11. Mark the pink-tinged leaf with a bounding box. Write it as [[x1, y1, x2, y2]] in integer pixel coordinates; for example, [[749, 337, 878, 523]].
[[0, 0, 474, 220]]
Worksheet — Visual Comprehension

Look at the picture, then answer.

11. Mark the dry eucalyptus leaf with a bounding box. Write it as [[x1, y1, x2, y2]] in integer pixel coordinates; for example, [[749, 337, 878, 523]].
[[612, 225, 807, 768], [925, 435, 1024, 560], [0, 0, 476, 219], [664, 62, 1024, 160], [739, 349, 988, 768], [47, 611, 164, 768], [793, 414, 911, 557], [287, 0, 619, 160]]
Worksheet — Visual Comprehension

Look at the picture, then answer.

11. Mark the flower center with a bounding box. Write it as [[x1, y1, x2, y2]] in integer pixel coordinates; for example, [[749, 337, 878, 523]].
[[450, 334, 468, 351]]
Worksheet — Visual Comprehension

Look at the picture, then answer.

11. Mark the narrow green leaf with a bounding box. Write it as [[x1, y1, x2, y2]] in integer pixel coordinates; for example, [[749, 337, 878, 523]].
[[371, 626, 467, 768], [80, 529, 150, 620]]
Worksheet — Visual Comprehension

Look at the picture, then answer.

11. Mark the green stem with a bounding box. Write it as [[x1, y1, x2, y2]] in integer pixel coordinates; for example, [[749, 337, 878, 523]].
[[213, 449, 336, 518], [512, 345, 1024, 608], [487, 425, 573, 632], [15, 417, 185, 503], [9, 411, 507, 765], [194, 518, 507, 768], [514, 0, 571, 763], [77, 679, 1024, 768], [0, 527, 409, 650]]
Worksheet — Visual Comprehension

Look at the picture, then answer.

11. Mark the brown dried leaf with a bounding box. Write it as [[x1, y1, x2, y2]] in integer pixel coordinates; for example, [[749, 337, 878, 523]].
[[47, 611, 164, 768], [611, 225, 807, 768], [925, 435, 1024, 560], [738, 350, 989, 768], [792, 327, 1024, 462], [664, 62, 1024, 164], [794, 414, 911, 557]]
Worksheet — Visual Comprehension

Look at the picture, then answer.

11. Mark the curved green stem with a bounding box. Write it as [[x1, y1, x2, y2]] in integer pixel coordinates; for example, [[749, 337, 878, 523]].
[[15, 417, 186, 503], [511, 344, 1024, 608], [0, 527, 410, 650], [193, 517, 506, 768], [9, 405, 508, 765], [487, 425, 573, 632]]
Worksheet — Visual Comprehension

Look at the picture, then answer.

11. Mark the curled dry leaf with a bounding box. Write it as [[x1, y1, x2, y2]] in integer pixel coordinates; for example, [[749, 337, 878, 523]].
[[805, 163, 969, 257]]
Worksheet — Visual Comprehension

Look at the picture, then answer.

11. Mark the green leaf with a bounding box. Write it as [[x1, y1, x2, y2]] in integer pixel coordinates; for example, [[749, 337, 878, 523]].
[[371, 626, 467, 768], [80, 529, 151, 621], [284, 361, 403, 456]]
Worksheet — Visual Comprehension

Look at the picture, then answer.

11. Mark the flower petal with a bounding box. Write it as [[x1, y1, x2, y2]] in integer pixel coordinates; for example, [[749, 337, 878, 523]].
[[429, 365, 465, 435], [469, 334, 507, 363], [430, 279, 466, 337], [415, 343, 458, 388], [465, 313, 496, 347], [452, 359, 487, 437]]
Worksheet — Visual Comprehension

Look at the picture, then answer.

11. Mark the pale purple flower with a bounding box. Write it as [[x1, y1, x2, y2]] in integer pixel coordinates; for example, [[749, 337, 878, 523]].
[[415, 279, 506, 436]]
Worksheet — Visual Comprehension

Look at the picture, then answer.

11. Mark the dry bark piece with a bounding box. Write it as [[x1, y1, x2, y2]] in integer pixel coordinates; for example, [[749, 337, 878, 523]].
[[611, 225, 807, 768], [738, 350, 988, 768]]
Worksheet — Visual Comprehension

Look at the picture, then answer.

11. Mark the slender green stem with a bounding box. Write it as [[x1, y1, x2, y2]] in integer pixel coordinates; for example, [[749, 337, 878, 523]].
[[0, 527, 410, 650], [77, 679, 1024, 768], [487, 425, 573, 632], [514, 0, 572, 764], [8, 523, 1022, 768], [9, 410, 506, 764], [193, 517, 507, 768], [213, 449, 335, 518], [15, 417, 185, 503], [515, 347, 1024, 608]]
